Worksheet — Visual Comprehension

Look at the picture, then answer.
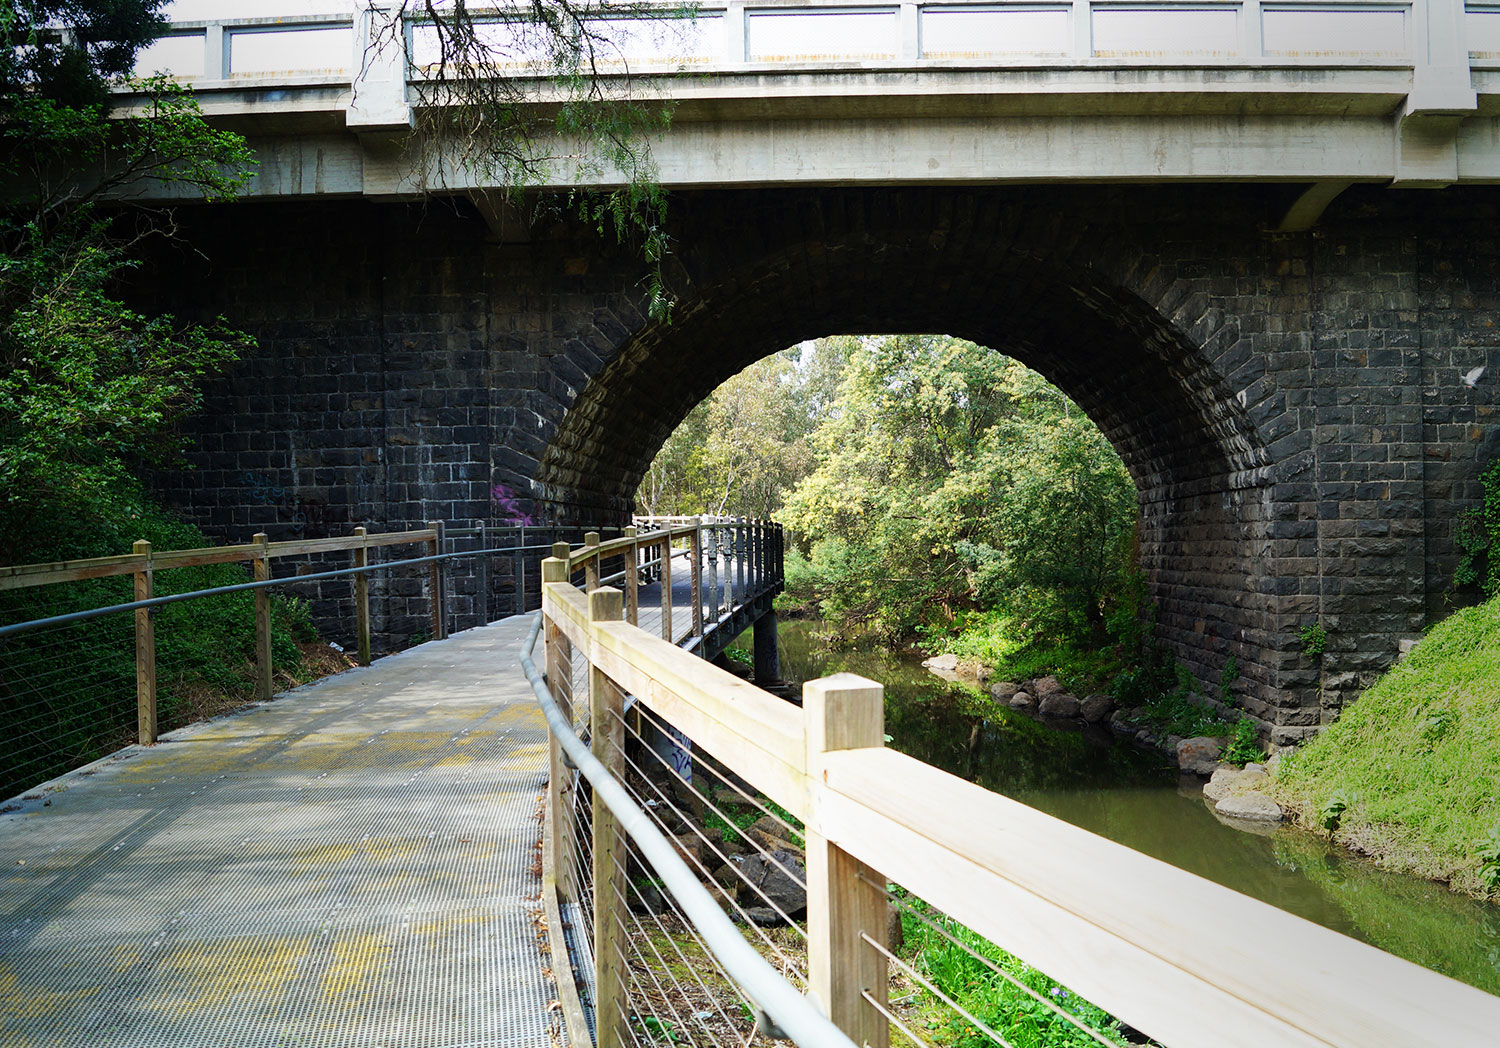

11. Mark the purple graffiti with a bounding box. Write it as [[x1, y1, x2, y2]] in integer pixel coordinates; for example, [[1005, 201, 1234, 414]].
[[491, 484, 534, 527]]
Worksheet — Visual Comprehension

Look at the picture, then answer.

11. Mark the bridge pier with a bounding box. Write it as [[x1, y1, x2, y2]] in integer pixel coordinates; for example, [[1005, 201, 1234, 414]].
[[753, 610, 780, 685]]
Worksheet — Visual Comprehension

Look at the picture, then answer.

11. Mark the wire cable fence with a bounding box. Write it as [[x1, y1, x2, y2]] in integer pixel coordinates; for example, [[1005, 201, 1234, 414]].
[[0, 524, 618, 802], [532, 533, 1500, 1048], [543, 617, 1139, 1048]]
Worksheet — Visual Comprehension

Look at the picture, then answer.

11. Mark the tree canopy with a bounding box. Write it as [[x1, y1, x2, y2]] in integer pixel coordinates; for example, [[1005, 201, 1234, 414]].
[[0, 0, 256, 560], [636, 335, 1140, 653]]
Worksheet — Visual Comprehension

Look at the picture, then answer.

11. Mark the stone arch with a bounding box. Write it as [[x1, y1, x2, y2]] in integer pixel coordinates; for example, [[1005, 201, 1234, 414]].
[[534, 187, 1282, 727]]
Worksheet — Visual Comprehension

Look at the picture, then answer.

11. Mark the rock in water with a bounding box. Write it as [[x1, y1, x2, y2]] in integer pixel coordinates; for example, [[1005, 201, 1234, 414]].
[[989, 680, 1019, 701], [1008, 691, 1035, 712], [1080, 694, 1114, 723], [1038, 693, 1081, 718], [1176, 736, 1226, 776], [1215, 793, 1284, 822], [953, 659, 993, 682], [1204, 765, 1272, 802], [1032, 675, 1066, 698], [922, 654, 959, 672]]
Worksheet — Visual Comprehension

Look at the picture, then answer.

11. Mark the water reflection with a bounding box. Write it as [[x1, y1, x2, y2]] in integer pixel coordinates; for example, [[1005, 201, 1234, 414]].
[[773, 619, 1500, 996]]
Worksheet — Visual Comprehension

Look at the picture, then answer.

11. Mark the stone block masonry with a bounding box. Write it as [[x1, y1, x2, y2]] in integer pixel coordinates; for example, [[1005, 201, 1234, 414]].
[[133, 185, 1500, 744]]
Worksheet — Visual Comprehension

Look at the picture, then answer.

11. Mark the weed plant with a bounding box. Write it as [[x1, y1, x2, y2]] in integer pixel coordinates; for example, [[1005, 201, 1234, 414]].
[[1219, 718, 1262, 765]]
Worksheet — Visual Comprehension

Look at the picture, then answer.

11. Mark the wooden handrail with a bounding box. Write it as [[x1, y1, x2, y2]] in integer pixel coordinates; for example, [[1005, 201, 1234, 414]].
[[541, 569, 1500, 1048], [0, 527, 438, 591]]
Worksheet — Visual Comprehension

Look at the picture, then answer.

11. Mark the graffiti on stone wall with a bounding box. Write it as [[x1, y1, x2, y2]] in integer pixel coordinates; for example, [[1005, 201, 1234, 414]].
[[242, 471, 329, 536], [491, 484, 535, 526]]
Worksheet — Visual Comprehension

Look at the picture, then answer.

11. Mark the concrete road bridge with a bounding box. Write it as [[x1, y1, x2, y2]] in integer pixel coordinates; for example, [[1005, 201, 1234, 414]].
[[124, 1, 1500, 743]]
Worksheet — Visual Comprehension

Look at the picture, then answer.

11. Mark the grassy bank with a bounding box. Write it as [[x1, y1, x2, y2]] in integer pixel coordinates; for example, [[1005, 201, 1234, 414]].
[[1272, 595, 1500, 898]]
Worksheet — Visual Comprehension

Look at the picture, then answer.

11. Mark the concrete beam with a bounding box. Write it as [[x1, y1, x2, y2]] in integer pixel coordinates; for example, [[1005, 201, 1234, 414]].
[[1276, 181, 1352, 231]]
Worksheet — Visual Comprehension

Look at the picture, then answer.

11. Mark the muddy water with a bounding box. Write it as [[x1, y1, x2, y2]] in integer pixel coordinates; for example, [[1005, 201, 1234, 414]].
[[774, 619, 1500, 996]]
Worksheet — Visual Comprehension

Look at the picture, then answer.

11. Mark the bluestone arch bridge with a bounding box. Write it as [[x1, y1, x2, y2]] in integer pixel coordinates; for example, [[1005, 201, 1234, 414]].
[[130, 0, 1500, 744]]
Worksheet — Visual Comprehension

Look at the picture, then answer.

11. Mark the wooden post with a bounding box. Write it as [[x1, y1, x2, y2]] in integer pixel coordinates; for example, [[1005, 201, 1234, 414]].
[[253, 532, 272, 702], [542, 555, 577, 901], [584, 531, 600, 592], [132, 540, 157, 744], [589, 587, 628, 1048], [623, 526, 639, 626], [660, 535, 673, 642], [804, 673, 890, 1048], [353, 526, 372, 667], [427, 520, 446, 641], [690, 518, 703, 639]]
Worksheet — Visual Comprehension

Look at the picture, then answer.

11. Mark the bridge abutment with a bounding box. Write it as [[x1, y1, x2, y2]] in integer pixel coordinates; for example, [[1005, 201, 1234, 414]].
[[137, 185, 1499, 744]]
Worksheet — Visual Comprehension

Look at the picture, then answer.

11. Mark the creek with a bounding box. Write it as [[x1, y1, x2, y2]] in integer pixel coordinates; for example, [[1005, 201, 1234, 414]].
[[771, 618, 1500, 997]]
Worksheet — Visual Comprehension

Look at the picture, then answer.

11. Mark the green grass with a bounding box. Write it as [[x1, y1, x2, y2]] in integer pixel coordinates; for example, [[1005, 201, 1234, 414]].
[[1273, 594, 1500, 896]]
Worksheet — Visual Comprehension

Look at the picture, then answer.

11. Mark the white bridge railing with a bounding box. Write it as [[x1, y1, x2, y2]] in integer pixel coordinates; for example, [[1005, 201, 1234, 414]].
[[138, 1, 1494, 86]]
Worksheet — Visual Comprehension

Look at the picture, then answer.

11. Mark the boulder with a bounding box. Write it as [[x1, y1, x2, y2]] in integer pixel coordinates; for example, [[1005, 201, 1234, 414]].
[[629, 882, 667, 915], [737, 849, 807, 920], [1008, 691, 1035, 712], [1109, 708, 1137, 736], [955, 659, 993, 682], [1080, 694, 1113, 723], [671, 834, 704, 866], [1032, 675, 1066, 698], [1177, 736, 1227, 776], [1134, 728, 1156, 747], [922, 653, 960, 672], [711, 787, 745, 810], [746, 815, 803, 858], [1215, 793, 1284, 822], [742, 906, 782, 927], [1038, 692, 1080, 719], [989, 681, 1020, 701], [1202, 766, 1269, 803]]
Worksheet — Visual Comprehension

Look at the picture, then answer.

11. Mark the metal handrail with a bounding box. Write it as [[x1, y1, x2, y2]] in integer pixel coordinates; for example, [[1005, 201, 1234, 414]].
[[518, 612, 854, 1048]]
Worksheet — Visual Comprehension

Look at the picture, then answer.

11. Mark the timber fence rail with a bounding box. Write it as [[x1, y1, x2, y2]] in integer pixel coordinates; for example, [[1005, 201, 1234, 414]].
[[0, 523, 616, 800], [535, 538, 1500, 1048]]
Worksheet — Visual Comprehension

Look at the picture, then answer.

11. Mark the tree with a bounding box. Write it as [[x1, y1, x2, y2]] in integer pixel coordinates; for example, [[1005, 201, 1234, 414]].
[[1, 0, 165, 107], [781, 335, 1136, 645], [0, 1, 256, 560], [634, 341, 841, 518]]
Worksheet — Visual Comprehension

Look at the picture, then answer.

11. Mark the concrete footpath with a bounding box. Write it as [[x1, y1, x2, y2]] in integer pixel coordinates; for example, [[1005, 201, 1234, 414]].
[[0, 617, 558, 1048]]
